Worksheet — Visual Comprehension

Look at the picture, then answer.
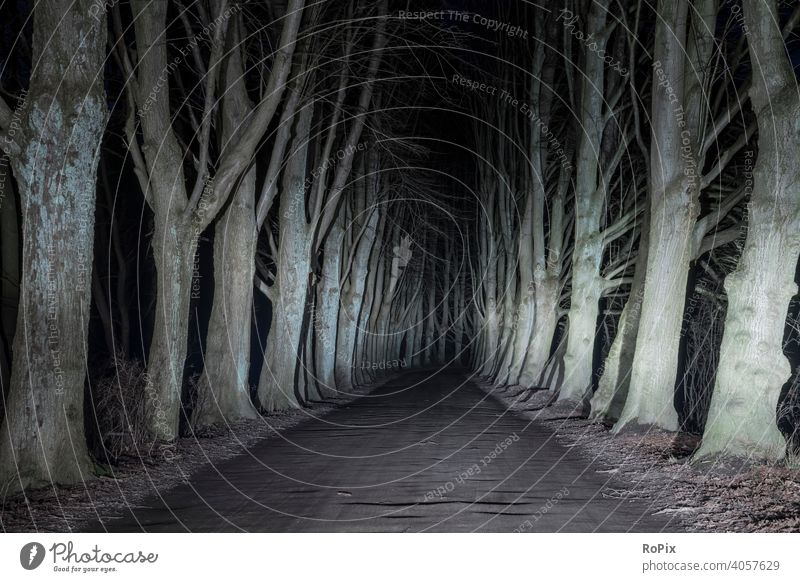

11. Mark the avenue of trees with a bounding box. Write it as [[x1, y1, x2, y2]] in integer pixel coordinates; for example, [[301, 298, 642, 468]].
[[0, 0, 798, 496], [469, 0, 800, 463]]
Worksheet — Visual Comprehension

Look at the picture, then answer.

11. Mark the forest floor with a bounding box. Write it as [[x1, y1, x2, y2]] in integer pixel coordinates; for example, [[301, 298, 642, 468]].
[[486, 384, 800, 532]]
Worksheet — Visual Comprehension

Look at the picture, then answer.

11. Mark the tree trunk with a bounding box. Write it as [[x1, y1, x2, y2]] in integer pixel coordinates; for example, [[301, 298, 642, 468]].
[[0, 0, 106, 492], [695, 0, 800, 461], [590, 214, 649, 421], [519, 278, 560, 387], [315, 215, 344, 393], [557, 1, 609, 402], [560, 232, 604, 399], [616, 185, 695, 431], [335, 210, 379, 388], [615, 0, 693, 432], [194, 178, 259, 427], [476, 203, 501, 377], [130, 0, 196, 441], [147, 219, 196, 439], [193, 22, 260, 428], [257, 105, 313, 411]]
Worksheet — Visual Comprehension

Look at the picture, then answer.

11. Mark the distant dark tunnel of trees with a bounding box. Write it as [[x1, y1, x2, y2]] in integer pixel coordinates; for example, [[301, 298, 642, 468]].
[[0, 0, 799, 494]]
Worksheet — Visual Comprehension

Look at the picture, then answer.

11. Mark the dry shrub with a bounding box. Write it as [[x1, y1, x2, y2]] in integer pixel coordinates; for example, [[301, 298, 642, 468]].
[[183, 371, 207, 435], [88, 353, 153, 464]]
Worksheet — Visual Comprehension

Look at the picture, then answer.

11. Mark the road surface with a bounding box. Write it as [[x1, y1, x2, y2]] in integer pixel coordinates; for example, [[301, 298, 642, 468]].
[[87, 369, 679, 532]]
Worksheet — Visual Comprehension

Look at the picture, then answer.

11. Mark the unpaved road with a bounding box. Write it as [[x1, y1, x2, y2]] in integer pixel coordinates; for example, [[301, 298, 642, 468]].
[[86, 369, 680, 532]]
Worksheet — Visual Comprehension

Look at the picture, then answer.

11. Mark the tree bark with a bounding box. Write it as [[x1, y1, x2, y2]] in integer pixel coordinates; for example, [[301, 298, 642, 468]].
[[314, 212, 344, 393], [590, 214, 649, 421], [194, 176, 259, 426], [335, 206, 380, 388], [559, 1, 610, 401], [616, 0, 694, 432], [0, 0, 106, 492], [193, 19, 260, 429], [257, 104, 314, 411], [696, 0, 800, 461]]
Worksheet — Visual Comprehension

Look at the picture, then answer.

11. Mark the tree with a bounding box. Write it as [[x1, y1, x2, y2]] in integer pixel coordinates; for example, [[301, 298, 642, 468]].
[[696, 0, 800, 461], [617, 0, 758, 430], [0, 0, 107, 492], [116, 0, 305, 437], [256, 0, 388, 410]]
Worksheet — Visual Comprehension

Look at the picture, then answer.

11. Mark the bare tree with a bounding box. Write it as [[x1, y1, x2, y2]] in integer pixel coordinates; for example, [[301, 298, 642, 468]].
[[115, 0, 305, 437], [0, 0, 107, 492], [697, 1, 800, 461]]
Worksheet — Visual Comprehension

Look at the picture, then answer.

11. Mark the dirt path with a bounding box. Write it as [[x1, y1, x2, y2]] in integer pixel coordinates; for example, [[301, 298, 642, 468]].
[[85, 369, 681, 532]]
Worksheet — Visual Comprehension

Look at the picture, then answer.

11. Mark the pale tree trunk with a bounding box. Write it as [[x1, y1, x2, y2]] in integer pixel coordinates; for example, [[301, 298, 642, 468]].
[[475, 177, 502, 377], [616, 191, 696, 431], [696, 0, 800, 461], [616, 0, 699, 431], [195, 186, 258, 426], [148, 219, 197, 438], [518, 166, 568, 387], [315, 212, 344, 394], [559, 0, 610, 401], [501, 25, 553, 387], [515, 41, 558, 387], [352, 214, 386, 385], [194, 195, 257, 424], [590, 213, 649, 421], [367, 223, 404, 368], [499, 190, 534, 386], [257, 104, 314, 411], [197, 0, 306, 419], [520, 197, 564, 387], [475, 226, 497, 375], [362, 244, 387, 374], [301, 1, 386, 391], [193, 20, 259, 428], [335, 207, 380, 388], [343, 159, 386, 389], [309, 50, 355, 395], [0, 0, 106, 491], [129, 0, 206, 441], [491, 232, 517, 380], [521, 281, 560, 386], [122, 0, 303, 437]]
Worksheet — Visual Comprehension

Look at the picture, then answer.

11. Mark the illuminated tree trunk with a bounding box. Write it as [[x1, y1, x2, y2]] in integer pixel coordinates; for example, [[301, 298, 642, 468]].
[[257, 105, 314, 411], [335, 208, 380, 388], [0, 0, 106, 491], [559, 1, 610, 401], [696, 0, 800, 461], [315, 213, 344, 393], [590, 215, 648, 421], [194, 25, 262, 427], [616, 0, 697, 431]]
